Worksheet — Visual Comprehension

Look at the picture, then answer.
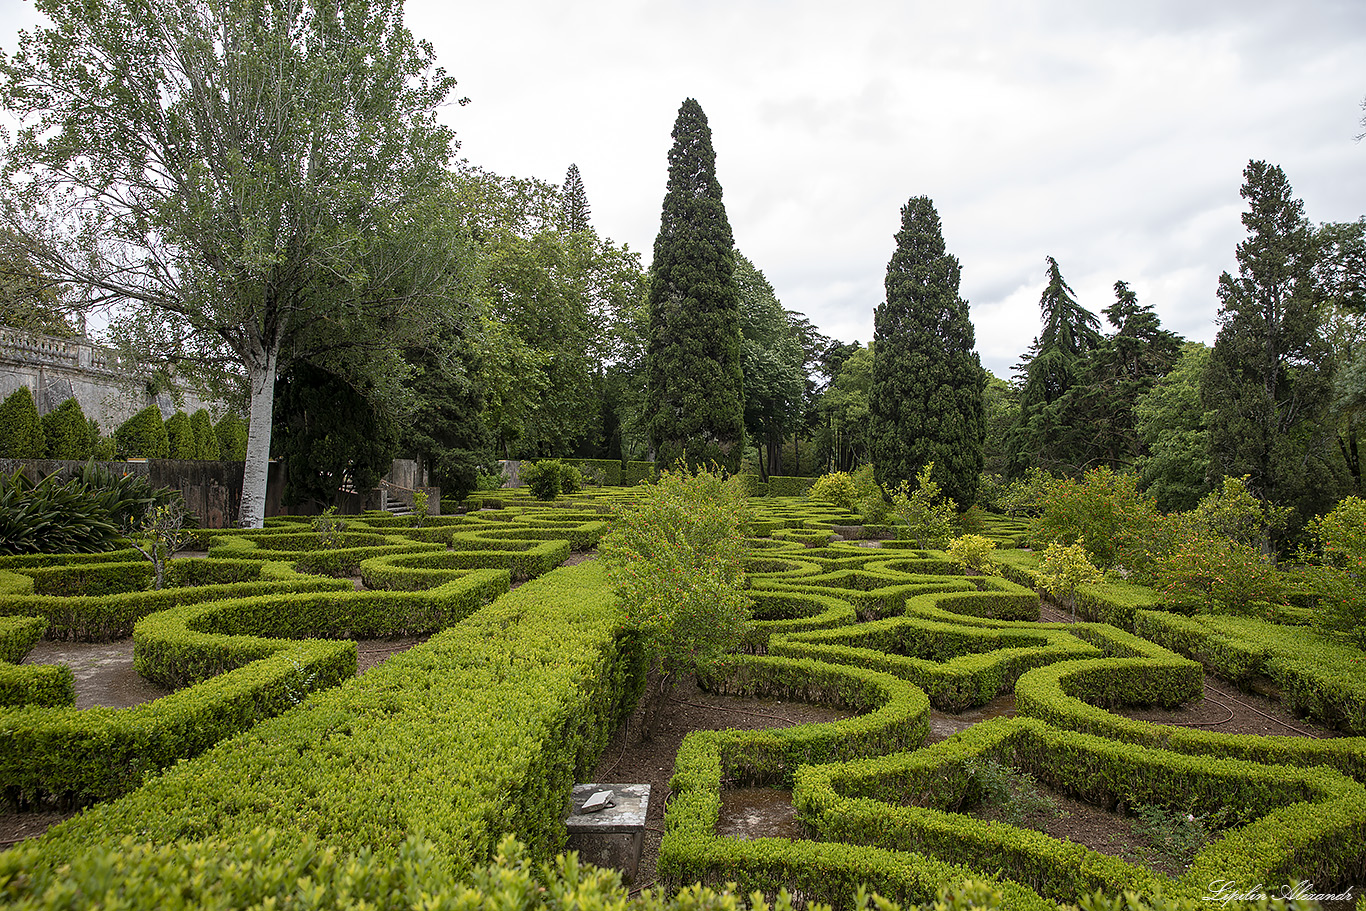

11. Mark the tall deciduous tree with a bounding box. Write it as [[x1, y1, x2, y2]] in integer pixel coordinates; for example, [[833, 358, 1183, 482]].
[[1005, 257, 1103, 477], [869, 196, 984, 507], [1201, 161, 1344, 535], [0, 0, 464, 526], [645, 99, 744, 470], [736, 253, 804, 478], [560, 164, 591, 233]]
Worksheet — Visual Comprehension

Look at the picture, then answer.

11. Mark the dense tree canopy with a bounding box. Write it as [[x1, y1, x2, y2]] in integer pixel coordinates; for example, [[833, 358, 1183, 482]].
[[644, 99, 745, 470], [736, 253, 805, 478], [869, 196, 984, 507]]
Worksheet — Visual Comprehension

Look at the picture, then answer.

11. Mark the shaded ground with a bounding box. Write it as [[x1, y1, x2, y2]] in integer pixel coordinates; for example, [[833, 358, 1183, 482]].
[[22, 639, 170, 711]]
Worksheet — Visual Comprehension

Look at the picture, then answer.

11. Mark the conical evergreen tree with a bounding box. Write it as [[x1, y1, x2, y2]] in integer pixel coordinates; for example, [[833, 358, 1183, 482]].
[[0, 386, 45, 458], [560, 164, 591, 233], [1201, 160, 1343, 536], [868, 196, 985, 506], [644, 99, 744, 470], [1004, 257, 1103, 477]]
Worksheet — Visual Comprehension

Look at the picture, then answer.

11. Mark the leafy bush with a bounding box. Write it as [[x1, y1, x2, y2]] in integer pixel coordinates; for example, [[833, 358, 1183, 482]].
[[1035, 538, 1103, 618], [190, 409, 220, 460], [521, 459, 579, 500], [1301, 496, 1366, 646], [809, 471, 860, 512], [115, 405, 170, 459], [600, 465, 751, 737], [312, 506, 348, 548], [963, 758, 1058, 826], [40, 397, 90, 460], [77, 460, 177, 529], [0, 470, 122, 554], [947, 534, 997, 573], [887, 462, 956, 549], [164, 410, 196, 460], [1029, 467, 1157, 569], [411, 489, 429, 528], [1130, 802, 1212, 867], [1310, 495, 1366, 572], [849, 465, 890, 523], [1189, 475, 1289, 553], [126, 500, 191, 589], [1151, 519, 1285, 613], [996, 467, 1055, 517], [214, 412, 248, 461], [474, 467, 505, 491], [0, 385, 45, 458]]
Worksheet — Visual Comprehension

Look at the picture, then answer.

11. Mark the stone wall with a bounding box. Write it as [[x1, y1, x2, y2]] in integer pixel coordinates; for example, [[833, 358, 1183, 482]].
[[0, 328, 220, 431]]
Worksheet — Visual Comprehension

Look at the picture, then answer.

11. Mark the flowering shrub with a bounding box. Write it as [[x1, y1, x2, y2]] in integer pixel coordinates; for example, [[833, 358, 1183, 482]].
[[946, 534, 998, 573], [1190, 475, 1290, 552], [600, 464, 752, 737], [996, 467, 1055, 517], [887, 463, 957, 549], [1152, 518, 1285, 613], [809, 471, 859, 513], [1035, 538, 1103, 618], [1302, 496, 1366, 646]]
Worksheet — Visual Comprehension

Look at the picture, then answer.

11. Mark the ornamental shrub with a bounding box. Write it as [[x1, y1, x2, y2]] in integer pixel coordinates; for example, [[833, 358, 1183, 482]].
[[886, 462, 956, 549], [1190, 475, 1290, 554], [521, 459, 580, 500], [189, 409, 220, 460], [996, 467, 1055, 517], [947, 534, 997, 573], [1151, 518, 1285, 614], [1309, 495, 1366, 573], [214, 412, 248, 461], [600, 464, 751, 738], [809, 470, 859, 512], [1300, 496, 1366, 646], [0, 386, 45, 458], [1035, 538, 1103, 618], [40, 397, 90, 460], [1029, 466, 1157, 570], [115, 406, 170, 459], [164, 410, 196, 460], [0, 469, 122, 554], [853, 464, 891, 523]]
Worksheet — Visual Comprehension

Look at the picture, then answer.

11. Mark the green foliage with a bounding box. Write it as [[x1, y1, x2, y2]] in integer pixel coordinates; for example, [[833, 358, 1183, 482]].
[[0, 385, 45, 458], [886, 463, 956, 549], [946, 535, 998, 573], [1005, 257, 1103, 478], [1035, 539, 1103, 616], [853, 464, 892, 523], [810, 471, 860, 512], [214, 412, 248, 461], [1201, 161, 1343, 539], [870, 196, 985, 507], [818, 344, 874, 472], [312, 507, 348, 549], [996, 467, 1056, 518], [0, 469, 122, 554], [1309, 494, 1366, 571], [474, 468, 505, 491], [1149, 519, 1285, 613], [115, 406, 169, 460], [126, 500, 190, 589], [189, 409, 219, 460], [963, 758, 1058, 827], [645, 99, 745, 471], [273, 362, 397, 509], [1301, 496, 1366, 646], [1129, 803, 1212, 868], [737, 252, 805, 478], [1029, 467, 1158, 569], [1134, 342, 1212, 512], [411, 489, 429, 528], [164, 409, 196, 460], [76, 460, 173, 529], [522, 459, 576, 500], [40, 397, 90, 461], [560, 162, 591, 232], [601, 465, 751, 734]]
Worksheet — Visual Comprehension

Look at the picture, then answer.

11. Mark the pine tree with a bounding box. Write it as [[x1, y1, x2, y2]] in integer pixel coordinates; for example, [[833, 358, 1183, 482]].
[[645, 99, 744, 470], [1201, 160, 1344, 536], [868, 196, 985, 507], [560, 164, 591, 233], [1005, 257, 1103, 477]]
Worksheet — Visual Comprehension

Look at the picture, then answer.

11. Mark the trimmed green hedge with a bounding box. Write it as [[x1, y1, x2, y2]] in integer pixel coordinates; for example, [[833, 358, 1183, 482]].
[[767, 476, 817, 497], [360, 540, 569, 588], [794, 715, 1366, 903], [0, 614, 46, 662], [0, 615, 73, 708], [624, 460, 657, 486]]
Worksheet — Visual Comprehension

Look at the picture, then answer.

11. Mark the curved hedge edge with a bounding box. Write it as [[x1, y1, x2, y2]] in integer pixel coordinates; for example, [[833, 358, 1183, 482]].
[[4, 562, 635, 890], [793, 715, 1366, 904], [1014, 657, 1366, 781], [0, 569, 35, 596], [133, 569, 510, 687], [360, 541, 569, 589], [744, 590, 857, 653], [1134, 610, 1366, 736], [0, 566, 356, 641], [0, 639, 354, 805], [0, 663, 74, 708], [0, 613, 46, 662]]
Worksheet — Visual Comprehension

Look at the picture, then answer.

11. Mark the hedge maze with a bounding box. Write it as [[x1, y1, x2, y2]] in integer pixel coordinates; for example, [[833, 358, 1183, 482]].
[[0, 488, 1364, 909]]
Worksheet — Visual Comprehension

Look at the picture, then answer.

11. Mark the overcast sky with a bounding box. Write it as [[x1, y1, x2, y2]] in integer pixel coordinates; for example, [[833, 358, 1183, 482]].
[[4, 0, 1364, 377]]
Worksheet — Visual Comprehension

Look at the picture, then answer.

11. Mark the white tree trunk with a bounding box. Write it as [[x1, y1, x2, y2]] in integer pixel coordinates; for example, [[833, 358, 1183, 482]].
[[239, 344, 280, 528]]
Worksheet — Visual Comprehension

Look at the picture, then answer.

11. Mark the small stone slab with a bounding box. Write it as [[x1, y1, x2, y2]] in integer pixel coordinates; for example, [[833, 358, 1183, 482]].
[[566, 783, 650, 883]]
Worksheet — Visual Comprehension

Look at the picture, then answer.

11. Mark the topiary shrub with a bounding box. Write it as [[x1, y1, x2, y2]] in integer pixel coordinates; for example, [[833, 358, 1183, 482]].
[[115, 406, 170, 459], [0, 386, 45, 458], [40, 397, 90, 461], [189, 409, 220, 460], [164, 411, 196, 460], [214, 411, 248, 461], [521, 459, 569, 500]]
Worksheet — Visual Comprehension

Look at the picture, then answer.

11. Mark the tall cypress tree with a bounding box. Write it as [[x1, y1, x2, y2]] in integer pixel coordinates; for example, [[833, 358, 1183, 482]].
[[868, 196, 985, 506], [1201, 160, 1343, 534], [645, 99, 744, 470], [560, 164, 591, 232]]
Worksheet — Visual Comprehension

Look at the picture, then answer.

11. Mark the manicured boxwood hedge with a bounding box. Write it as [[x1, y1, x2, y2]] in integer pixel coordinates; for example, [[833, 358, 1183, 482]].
[[766, 476, 817, 497], [0, 615, 73, 709]]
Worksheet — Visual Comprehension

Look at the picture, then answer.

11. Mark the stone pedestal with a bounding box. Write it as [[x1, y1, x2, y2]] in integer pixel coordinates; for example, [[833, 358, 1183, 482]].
[[565, 783, 650, 884]]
